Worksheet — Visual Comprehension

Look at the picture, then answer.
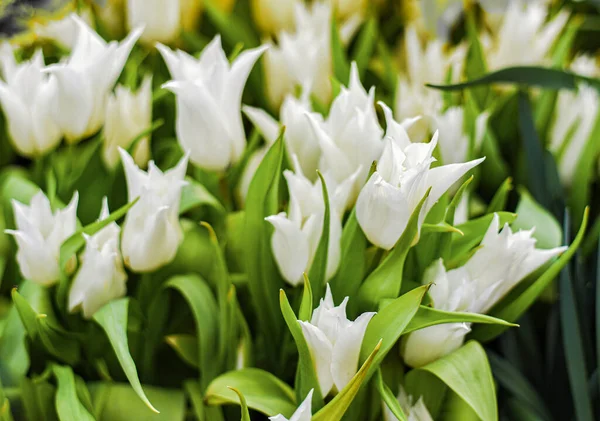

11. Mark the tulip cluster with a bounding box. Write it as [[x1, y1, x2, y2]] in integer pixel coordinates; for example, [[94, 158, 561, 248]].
[[0, 1, 597, 421]]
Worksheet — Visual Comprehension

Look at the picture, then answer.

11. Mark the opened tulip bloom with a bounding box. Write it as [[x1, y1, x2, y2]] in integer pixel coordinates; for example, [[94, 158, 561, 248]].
[[402, 214, 567, 367], [68, 198, 127, 319], [269, 389, 313, 421], [6, 191, 78, 286], [0, 44, 61, 158], [34, 9, 95, 49], [356, 109, 484, 250], [44, 15, 143, 143], [383, 386, 433, 421], [119, 148, 188, 272], [103, 75, 152, 169], [160, 36, 267, 171], [299, 285, 375, 396]]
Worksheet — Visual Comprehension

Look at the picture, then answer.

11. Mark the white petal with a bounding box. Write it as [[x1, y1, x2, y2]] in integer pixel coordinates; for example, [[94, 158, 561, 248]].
[[299, 322, 334, 396], [265, 213, 310, 286]]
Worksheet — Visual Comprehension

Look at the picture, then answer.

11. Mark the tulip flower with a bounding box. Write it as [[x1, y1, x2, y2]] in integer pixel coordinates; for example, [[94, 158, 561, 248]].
[[395, 25, 465, 142], [356, 109, 484, 250], [103, 75, 152, 169], [266, 157, 354, 286], [251, 0, 297, 35], [5, 191, 78, 286], [299, 285, 376, 396], [0, 44, 61, 158], [34, 9, 95, 49], [306, 63, 384, 202], [383, 386, 433, 421], [68, 198, 127, 319], [486, 1, 568, 70], [401, 214, 567, 367], [159, 36, 267, 171], [127, 0, 183, 44], [44, 15, 143, 143], [269, 389, 313, 421], [119, 148, 188, 272], [431, 106, 489, 165]]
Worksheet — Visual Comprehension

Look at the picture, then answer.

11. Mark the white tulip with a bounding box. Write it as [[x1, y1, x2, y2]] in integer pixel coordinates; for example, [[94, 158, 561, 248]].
[[103, 75, 152, 169], [269, 389, 313, 421], [251, 0, 297, 35], [5, 191, 78, 286], [119, 148, 188, 272], [263, 2, 333, 109], [356, 109, 484, 250], [68, 198, 127, 319], [395, 25, 465, 142], [34, 9, 95, 49], [486, 1, 568, 70], [383, 386, 434, 421], [266, 157, 352, 286], [307, 62, 384, 202], [401, 214, 567, 367], [159, 37, 267, 171], [299, 285, 376, 396], [549, 84, 599, 186], [0, 44, 61, 158], [126, 0, 181, 44], [43, 15, 142, 143], [431, 106, 489, 165]]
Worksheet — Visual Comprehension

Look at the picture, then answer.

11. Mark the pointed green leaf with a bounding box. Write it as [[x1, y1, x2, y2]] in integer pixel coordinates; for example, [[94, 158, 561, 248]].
[[228, 387, 251, 421], [352, 17, 378, 77], [52, 365, 95, 421], [376, 369, 408, 421], [331, 16, 350, 84], [403, 306, 517, 335], [308, 172, 330, 303], [165, 334, 199, 368], [179, 178, 226, 215], [92, 299, 158, 413], [299, 274, 314, 322], [486, 178, 513, 213]]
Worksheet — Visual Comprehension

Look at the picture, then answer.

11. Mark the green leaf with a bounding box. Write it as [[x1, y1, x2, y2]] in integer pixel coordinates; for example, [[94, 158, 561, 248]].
[[414, 341, 497, 421], [308, 172, 331, 303], [279, 289, 324, 407], [243, 136, 286, 359], [464, 8, 489, 108], [0, 378, 14, 421], [329, 209, 366, 303], [376, 39, 397, 92], [359, 285, 428, 381], [486, 178, 513, 213], [59, 198, 138, 272], [179, 177, 226, 215], [331, 16, 350, 84], [403, 306, 517, 335], [357, 189, 431, 311], [376, 369, 407, 421], [21, 378, 58, 421], [205, 368, 296, 417], [352, 17, 378, 77], [36, 316, 80, 365], [126, 120, 164, 157], [92, 299, 158, 413], [52, 365, 95, 421], [473, 208, 588, 342], [451, 212, 517, 260], [165, 334, 198, 368], [89, 383, 185, 421], [299, 275, 314, 322], [228, 388, 251, 421], [512, 188, 562, 249], [427, 66, 600, 92], [313, 340, 382, 421]]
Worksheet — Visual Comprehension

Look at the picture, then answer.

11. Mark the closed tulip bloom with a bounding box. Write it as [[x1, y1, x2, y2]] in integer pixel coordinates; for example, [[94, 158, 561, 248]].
[[127, 0, 182, 44], [6, 191, 79, 286], [68, 198, 127, 319], [103, 75, 152, 169], [383, 386, 433, 421], [251, 0, 297, 35], [0, 44, 61, 158], [269, 389, 313, 421], [299, 285, 376, 396], [159, 37, 267, 171], [44, 15, 143, 143], [356, 110, 484, 250], [119, 148, 188, 272]]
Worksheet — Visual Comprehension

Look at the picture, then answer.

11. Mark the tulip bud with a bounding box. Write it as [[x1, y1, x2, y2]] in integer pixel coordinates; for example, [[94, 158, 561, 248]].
[[5, 191, 79, 286], [68, 198, 127, 319], [299, 285, 375, 396], [251, 0, 297, 35], [269, 389, 313, 421], [356, 107, 484, 250], [0, 44, 61, 158], [119, 148, 188, 272], [44, 15, 143, 143], [127, 0, 185, 44], [159, 36, 267, 171], [383, 386, 434, 421], [103, 75, 152, 169]]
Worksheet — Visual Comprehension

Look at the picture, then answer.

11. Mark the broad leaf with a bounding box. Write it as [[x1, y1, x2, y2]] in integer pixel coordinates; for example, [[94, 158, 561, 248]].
[[52, 365, 94, 421]]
